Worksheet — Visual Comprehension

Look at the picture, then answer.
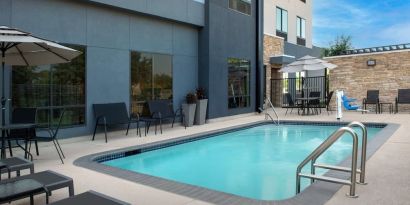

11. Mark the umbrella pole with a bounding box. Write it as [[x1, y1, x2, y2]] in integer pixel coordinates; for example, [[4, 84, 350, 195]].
[[1, 50, 5, 158]]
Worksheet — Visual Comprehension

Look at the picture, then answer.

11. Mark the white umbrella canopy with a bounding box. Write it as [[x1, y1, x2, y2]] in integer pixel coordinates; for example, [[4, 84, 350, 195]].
[[0, 26, 82, 136], [0, 26, 81, 65], [279, 55, 337, 73]]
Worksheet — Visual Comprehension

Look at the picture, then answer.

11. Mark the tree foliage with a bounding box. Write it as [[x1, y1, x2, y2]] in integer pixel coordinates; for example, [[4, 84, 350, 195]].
[[322, 35, 354, 57]]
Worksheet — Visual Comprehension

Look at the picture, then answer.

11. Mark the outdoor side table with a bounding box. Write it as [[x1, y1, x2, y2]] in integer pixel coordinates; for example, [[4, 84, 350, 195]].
[[0, 123, 36, 160], [295, 97, 320, 115], [379, 102, 393, 114]]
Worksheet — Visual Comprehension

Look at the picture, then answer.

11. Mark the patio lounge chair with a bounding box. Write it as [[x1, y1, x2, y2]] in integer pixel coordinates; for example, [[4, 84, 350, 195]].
[[282, 93, 301, 115], [0, 157, 34, 180], [363, 90, 380, 113], [146, 100, 185, 134], [0, 170, 74, 205], [49, 190, 130, 205], [395, 89, 410, 113], [92, 102, 140, 143]]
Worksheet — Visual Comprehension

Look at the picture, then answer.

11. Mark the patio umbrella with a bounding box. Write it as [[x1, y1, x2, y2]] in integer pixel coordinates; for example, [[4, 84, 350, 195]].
[[279, 55, 337, 73], [0, 26, 81, 127]]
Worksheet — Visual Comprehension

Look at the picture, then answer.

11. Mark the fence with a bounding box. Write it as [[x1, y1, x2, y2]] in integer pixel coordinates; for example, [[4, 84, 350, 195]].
[[270, 76, 328, 107]]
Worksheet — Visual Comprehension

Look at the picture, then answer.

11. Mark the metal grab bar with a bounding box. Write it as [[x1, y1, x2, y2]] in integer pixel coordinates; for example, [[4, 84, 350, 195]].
[[296, 127, 359, 198], [265, 97, 279, 125], [347, 121, 368, 184], [310, 122, 368, 184]]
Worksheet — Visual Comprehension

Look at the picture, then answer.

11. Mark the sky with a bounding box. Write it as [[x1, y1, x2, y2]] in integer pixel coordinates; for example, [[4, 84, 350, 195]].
[[313, 0, 410, 49]]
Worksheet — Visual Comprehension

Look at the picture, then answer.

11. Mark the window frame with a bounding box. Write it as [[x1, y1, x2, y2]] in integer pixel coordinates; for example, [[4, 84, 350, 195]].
[[228, 0, 252, 16], [129, 50, 174, 116]]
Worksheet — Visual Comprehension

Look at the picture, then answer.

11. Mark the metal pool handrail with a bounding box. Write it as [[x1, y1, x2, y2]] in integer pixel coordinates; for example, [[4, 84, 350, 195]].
[[347, 121, 368, 184], [296, 127, 359, 198], [265, 97, 279, 125]]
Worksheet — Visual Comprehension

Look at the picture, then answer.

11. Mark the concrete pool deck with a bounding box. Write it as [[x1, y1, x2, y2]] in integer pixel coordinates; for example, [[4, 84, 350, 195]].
[[6, 110, 410, 205]]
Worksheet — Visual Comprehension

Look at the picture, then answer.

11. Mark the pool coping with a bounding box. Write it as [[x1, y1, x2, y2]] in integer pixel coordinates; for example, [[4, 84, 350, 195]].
[[74, 120, 400, 205]]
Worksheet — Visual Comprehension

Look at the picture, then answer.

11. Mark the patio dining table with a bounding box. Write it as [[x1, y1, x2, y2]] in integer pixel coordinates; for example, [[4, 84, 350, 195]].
[[0, 123, 36, 160], [295, 97, 320, 115]]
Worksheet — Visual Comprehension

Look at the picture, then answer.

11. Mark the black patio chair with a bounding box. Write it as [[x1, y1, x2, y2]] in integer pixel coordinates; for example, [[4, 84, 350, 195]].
[[146, 100, 185, 134], [282, 93, 301, 115], [395, 89, 410, 113], [325, 91, 334, 115], [363, 90, 380, 113], [92, 103, 140, 143], [308, 91, 321, 114], [25, 110, 66, 164], [49, 190, 131, 205], [7, 108, 37, 158]]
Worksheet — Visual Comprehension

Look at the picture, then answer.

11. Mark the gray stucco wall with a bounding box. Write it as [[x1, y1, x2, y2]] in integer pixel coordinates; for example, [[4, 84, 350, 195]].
[[199, 0, 257, 119], [88, 0, 205, 26], [0, 0, 199, 137]]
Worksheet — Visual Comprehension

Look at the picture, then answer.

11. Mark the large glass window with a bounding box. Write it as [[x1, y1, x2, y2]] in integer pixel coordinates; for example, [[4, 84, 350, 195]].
[[228, 58, 250, 109], [276, 7, 288, 33], [11, 45, 86, 127], [229, 0, 251, 15], [297, 16, 306, 39], [130, 51, 172, 116]]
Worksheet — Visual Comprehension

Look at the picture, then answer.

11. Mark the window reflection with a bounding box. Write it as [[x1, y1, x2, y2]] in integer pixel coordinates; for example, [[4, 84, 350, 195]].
[[11, 45, 86, 127], [228, 58, 250, 109], [131, 51, 173, 116]]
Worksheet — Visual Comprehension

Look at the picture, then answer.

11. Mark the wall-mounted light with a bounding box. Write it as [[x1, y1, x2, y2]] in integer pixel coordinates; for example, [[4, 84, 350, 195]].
[[367, 59, 376, 66]]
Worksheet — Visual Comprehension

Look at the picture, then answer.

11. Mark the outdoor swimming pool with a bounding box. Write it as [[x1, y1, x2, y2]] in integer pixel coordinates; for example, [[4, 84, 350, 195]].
[[102, 123, 382, 200]]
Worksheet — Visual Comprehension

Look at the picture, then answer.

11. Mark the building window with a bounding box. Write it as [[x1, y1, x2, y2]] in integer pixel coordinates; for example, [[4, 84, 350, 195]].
[[297, 16, 306, 46], [11, 45, 86, 127], [130, 51, 173, 116], [229, 0, 251, 15], [276, 7, 288, 40], [228, 58, 250, 109]]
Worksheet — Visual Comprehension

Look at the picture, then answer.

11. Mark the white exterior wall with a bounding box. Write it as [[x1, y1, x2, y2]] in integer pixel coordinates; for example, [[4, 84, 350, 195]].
[[264, 0, 312, 48]]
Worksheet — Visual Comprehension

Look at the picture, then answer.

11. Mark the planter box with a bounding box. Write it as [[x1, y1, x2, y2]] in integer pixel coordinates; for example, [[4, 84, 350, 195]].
[[195, 99, 208, 125], [182, 103, 196, 127]]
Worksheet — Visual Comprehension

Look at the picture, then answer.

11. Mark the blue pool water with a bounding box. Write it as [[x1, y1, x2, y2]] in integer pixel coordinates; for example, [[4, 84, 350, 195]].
[[103, 124, 382, 200]]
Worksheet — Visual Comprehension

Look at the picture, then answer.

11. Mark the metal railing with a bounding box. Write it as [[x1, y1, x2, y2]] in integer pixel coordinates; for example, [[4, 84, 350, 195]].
[[270, 76, 328, 108], [264, 97, 279, 125], [296, 126, 360, 198]]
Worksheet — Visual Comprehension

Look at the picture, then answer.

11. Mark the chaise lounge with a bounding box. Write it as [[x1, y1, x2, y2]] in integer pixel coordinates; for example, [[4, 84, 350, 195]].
[[49, 190, 130, 205], [0, 170, 74, 205]]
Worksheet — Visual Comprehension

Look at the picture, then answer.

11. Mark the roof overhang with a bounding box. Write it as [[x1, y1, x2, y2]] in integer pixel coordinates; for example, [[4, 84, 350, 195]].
[[269, 55, 295, 65]]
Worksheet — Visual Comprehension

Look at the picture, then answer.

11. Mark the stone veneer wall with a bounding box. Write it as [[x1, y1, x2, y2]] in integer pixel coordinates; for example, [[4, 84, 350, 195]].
[[326, 50, 410, 112], [263, 34, 284, 106]]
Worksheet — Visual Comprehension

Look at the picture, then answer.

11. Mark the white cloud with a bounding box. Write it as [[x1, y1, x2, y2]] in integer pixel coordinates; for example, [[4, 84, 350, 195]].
[[379, 23, 410, 43]]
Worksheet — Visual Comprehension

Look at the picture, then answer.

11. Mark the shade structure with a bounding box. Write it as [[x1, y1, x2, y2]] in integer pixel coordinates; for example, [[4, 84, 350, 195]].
[[0, 26, 81, 158], [279, 55, 337, 73], [0, 26, 81, 66]]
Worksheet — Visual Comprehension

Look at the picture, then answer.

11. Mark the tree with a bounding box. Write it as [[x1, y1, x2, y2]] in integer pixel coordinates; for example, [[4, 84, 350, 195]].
[[322, 35, 354, 57]]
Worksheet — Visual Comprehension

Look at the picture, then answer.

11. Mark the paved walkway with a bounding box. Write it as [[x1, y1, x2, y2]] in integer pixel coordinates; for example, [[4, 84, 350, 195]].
[[6, 109, 410, 205]]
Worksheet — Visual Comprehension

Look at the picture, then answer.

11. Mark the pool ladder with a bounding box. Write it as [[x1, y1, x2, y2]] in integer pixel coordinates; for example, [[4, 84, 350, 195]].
[[261, 97, 279, 125], [296, 122, 368, 198]]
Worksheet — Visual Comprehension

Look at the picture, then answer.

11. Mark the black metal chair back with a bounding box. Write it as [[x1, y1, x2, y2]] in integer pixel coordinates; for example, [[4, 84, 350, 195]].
[[366, 90, 379, 103], [93, 103, 129, 125], [147, 100, 174, 118], [398, 89, 410, 103], [326, 91, 334, 107], [9, 108, 37, 139], [285, 93, 295, 106]]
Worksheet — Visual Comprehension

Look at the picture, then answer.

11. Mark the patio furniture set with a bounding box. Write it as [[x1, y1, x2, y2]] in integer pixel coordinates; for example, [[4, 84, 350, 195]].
[[283, 91, 334, 116], [362, 89, 410, 114], [92, 100, 185, 143], [0, 157, 129, 205]]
